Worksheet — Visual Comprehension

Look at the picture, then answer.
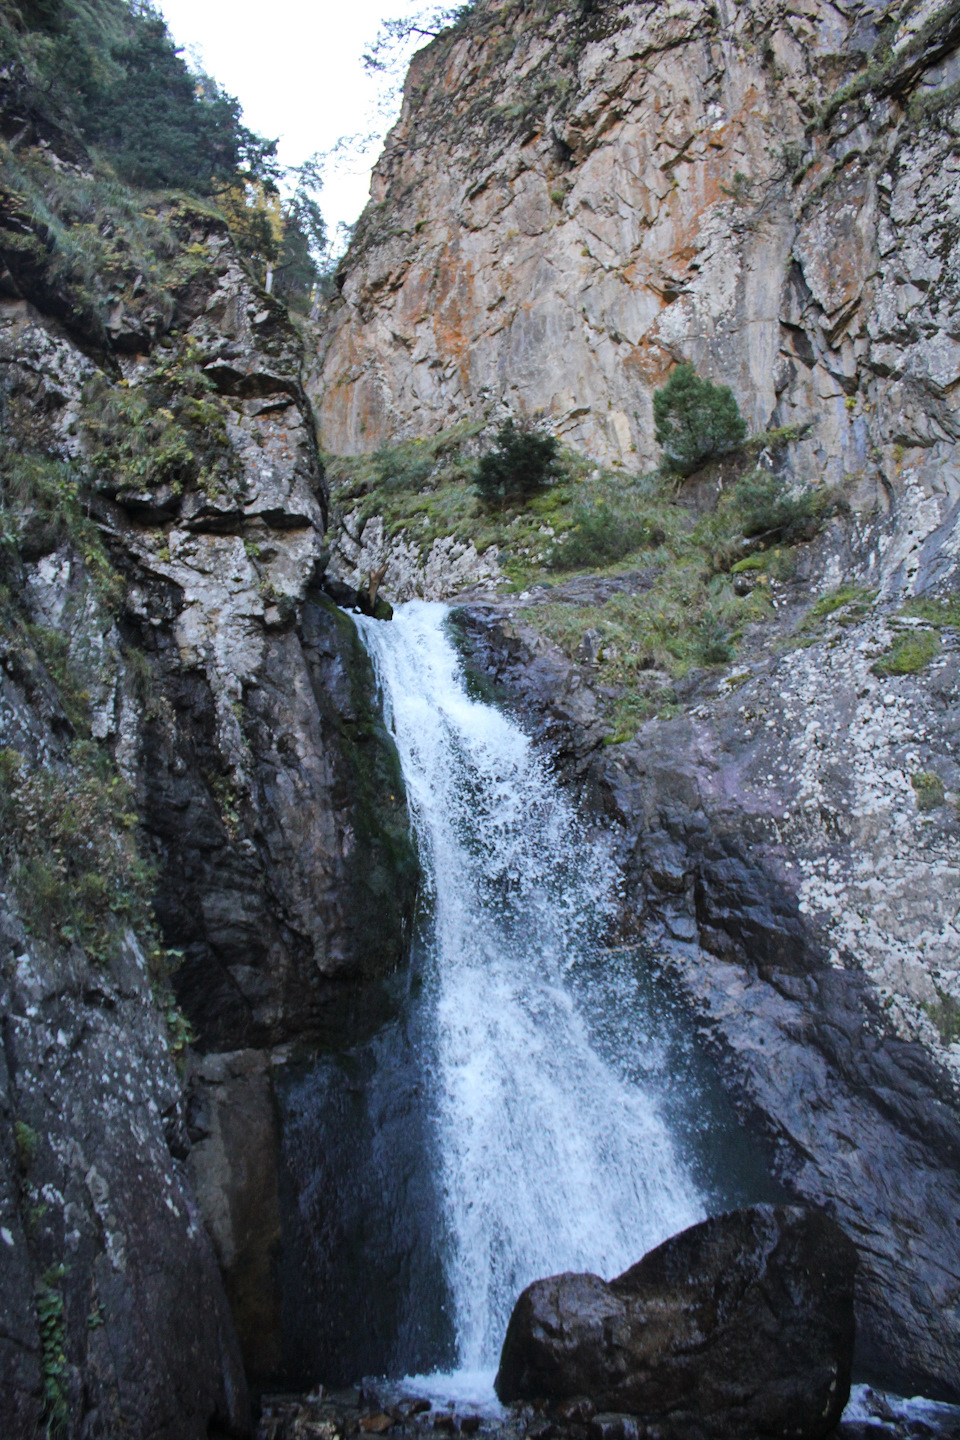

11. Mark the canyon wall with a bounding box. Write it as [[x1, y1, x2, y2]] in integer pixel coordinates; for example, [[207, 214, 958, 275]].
[[309, 0, 960, 1403], [313, 0, 960, 597]]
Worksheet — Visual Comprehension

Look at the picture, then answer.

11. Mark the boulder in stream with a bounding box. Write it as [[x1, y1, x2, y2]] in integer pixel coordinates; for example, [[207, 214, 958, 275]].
[[495, 1205, 857, 1440]]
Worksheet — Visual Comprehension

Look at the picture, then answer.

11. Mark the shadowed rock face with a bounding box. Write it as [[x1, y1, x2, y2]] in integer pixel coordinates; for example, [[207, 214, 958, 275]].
[[0, 195, 419, 1426], [454, 601, 960, 1402], [496, 1205, 857, 1440]]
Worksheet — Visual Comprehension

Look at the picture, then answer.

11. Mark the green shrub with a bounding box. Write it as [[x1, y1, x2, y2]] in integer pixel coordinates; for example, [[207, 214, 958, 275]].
[[476, 419, 561, 505], [548, 498, 654, 570], [732, 467, 836, 541], [653, 363, 747, 475], [872, 628, 940, 676], [911, 772, 945, 811], [695, 612, 735, 665], [367, 440, 438, 494]]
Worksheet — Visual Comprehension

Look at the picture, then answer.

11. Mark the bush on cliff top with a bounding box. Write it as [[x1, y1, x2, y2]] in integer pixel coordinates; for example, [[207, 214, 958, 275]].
[[653, 363, 747, 475]]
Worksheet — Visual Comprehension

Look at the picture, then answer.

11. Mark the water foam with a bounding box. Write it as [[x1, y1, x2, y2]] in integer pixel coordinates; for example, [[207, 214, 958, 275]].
[[357, 601, 704, 1377]]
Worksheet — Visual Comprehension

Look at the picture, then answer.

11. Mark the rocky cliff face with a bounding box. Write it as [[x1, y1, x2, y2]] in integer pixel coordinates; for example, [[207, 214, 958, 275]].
[[307, 0, 960, 1405], [313, 0, 960, 598], [0, 175, 418, 1433], [453, 590, 960, 1401]]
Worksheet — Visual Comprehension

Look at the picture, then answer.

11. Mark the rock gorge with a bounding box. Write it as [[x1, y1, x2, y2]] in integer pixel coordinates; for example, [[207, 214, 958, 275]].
[[0, 0, 959, 1435]]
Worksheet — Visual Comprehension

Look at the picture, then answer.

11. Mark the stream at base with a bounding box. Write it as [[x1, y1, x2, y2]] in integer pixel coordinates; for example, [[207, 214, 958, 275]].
[[346, 600, 772, 1399]]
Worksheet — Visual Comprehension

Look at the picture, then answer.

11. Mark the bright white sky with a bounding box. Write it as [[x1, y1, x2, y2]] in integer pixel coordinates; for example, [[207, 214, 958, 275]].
[[158, 0, 414, 246]]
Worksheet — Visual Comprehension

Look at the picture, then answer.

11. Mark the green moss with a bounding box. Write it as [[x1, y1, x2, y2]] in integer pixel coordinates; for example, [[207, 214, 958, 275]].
[[911, 771, 945, 811], [0, 742, 156, 963], [13, 1120, 39, 1172], [803, 586, 877, 626], [730, 547, 796, 580], [307, 596, 420, 976], [924, 989, 960, 1044], [872, 628, 940, 676]]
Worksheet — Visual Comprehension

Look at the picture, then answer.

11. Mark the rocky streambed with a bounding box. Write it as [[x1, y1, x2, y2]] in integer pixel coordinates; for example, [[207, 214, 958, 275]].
[[255, 1381, 960, 1440]]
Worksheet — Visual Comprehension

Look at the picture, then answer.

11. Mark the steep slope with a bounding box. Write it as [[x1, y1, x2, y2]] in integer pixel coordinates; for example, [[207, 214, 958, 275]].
[[313, 0, 960, 594]]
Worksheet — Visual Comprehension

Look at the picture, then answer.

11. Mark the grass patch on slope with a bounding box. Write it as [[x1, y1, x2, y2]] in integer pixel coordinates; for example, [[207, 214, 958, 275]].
[[328, 426, 845, 742]]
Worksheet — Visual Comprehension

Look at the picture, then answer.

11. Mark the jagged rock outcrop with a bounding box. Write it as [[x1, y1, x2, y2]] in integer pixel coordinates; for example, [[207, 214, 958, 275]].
[[0, 185, 418, 1429], [312, 0, 960, 601]]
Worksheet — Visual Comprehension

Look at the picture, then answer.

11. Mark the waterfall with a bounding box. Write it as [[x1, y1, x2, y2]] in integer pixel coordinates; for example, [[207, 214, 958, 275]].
[[355, 601, 705, 1382]]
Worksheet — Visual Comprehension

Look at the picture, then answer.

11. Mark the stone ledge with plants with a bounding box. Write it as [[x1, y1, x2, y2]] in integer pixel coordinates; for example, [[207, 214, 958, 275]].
[[324, 364, 848, 740]]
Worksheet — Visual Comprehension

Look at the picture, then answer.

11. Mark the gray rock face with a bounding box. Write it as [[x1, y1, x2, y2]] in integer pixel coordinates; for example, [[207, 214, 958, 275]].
[[0, 199, 419, 1423], [455, 598, 960, 1402], [495, 1205, 857, 1440], [312, 0, 960, 602]]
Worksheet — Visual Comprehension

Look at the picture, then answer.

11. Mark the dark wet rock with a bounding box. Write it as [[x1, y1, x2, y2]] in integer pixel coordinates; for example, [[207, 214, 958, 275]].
[[454, 598, 960, 1404], [496, 1205, 856, 1440]]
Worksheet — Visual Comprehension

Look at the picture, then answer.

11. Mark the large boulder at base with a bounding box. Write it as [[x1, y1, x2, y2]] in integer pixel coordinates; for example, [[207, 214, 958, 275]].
[[495, 1205, 857, 1440]]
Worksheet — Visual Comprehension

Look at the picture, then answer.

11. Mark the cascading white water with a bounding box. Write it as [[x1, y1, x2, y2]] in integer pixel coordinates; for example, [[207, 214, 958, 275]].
[[356, 601, 704, 1381]]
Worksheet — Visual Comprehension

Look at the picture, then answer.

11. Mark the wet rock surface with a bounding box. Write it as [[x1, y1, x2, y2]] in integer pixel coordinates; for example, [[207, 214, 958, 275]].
[[495, 1205, 857, 1439], [254, 1383, 960, 1440], [452, 595, 960, 1402]]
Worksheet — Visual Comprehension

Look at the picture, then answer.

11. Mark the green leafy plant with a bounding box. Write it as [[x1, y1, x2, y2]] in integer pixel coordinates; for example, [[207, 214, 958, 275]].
[[548, 497, 655, 570], [476, 419, 561, 505], [13, 1119, 39, 1172], [731, 467, 837, 543], [36, 1268, 68, 1440], [653, 363, 747, 476]]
